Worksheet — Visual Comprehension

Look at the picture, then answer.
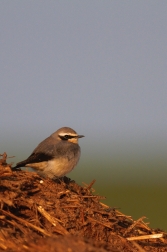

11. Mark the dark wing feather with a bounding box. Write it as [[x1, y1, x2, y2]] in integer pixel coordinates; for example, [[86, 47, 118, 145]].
[[14, 152, 53, 168]]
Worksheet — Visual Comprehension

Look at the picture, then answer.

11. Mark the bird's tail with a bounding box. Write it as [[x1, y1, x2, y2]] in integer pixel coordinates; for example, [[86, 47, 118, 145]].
[[12, 160, 27, 170]]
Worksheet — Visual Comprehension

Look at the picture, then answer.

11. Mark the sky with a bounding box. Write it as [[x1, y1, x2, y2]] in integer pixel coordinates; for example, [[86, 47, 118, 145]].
[[1, 0, 167, 177], [0, 0, 167, 229]]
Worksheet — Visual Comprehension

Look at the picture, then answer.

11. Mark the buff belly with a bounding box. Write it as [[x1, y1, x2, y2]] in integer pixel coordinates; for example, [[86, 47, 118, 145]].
[[25, 157, 79, 178]]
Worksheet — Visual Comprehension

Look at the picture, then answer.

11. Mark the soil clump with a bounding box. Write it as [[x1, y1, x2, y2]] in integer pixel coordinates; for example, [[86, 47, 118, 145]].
[[0, 152, 166, 252]]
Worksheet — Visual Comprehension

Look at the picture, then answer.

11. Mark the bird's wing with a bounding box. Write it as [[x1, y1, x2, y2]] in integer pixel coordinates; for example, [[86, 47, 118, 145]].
[[14, 137, 56, 168]]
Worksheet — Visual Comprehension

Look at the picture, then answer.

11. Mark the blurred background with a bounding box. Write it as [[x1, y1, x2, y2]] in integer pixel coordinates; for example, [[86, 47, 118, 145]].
[[1, 1, 167, 230]]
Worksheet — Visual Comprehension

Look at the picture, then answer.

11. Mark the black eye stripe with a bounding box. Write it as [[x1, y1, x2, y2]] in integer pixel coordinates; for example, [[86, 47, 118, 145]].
[[64, 135, 75, 139], [59, 135, 76, 140]]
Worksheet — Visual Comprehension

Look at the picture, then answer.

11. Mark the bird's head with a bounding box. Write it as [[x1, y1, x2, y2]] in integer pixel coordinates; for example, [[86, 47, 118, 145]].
[[52, 127, 84, 144]]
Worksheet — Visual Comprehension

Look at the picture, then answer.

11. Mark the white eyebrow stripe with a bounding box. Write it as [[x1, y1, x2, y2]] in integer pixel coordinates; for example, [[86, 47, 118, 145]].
[[58, 133, 78, 137]]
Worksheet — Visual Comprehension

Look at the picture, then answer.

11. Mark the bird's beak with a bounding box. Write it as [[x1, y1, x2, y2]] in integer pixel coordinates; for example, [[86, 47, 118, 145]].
[[77, 135, 85, 138]]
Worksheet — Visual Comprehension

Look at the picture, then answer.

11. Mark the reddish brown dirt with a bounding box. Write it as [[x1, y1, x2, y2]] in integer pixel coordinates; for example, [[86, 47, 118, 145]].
[[0, 152, 167, 252]]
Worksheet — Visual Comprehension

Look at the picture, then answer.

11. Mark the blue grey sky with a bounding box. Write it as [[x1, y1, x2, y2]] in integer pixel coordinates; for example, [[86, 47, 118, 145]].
[[1, 1, 167, 159]]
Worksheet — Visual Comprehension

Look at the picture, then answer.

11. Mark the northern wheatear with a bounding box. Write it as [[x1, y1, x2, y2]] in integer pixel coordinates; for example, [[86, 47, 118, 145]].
[[13, 127, 84, 178]]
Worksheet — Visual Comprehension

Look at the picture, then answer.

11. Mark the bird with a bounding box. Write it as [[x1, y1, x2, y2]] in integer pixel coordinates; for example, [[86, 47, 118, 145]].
[[13, 127, 84, 179]]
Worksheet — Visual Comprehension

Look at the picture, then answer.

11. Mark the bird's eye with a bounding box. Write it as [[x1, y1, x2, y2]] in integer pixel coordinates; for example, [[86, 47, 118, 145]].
[[64, 135, 75, 139], [59, 134, 74, 140]]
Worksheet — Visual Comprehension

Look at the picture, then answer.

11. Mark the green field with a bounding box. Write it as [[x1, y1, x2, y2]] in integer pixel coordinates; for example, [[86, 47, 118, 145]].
[[70, 153, 167, 231]]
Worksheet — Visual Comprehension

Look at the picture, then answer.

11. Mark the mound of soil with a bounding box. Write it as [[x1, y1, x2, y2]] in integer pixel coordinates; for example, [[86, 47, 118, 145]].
[[0, 152, 166, 252]]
